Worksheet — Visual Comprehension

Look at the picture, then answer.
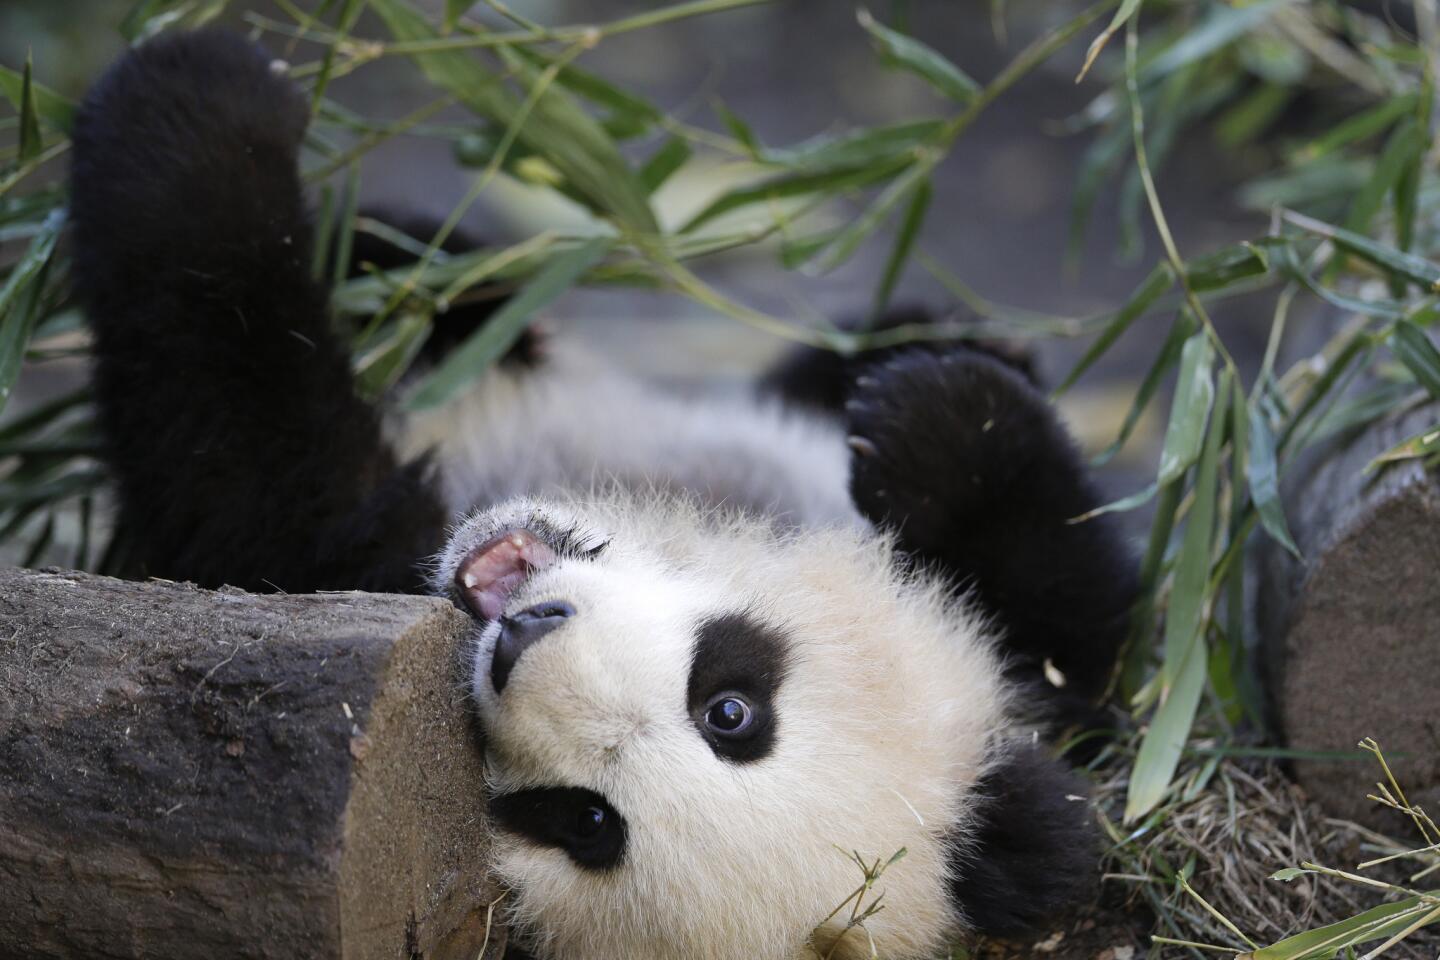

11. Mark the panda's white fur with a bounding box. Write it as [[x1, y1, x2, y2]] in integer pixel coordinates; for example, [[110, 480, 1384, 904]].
[[396, 339, 859, 529], [415, 372, 1026, 959]]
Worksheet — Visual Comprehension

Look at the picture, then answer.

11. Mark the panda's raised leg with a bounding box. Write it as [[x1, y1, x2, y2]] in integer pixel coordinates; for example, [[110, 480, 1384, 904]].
[[70, 30, 445, 593], [845, 349, 1137, 704]]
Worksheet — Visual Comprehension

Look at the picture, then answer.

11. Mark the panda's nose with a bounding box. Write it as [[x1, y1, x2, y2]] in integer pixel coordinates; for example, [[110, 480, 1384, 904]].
[[492, 601, 575, 693]]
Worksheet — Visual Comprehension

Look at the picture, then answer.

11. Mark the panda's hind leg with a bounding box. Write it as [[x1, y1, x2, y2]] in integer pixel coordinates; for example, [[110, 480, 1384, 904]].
[[845, 349, 1137, 704], [70, 30, 445, 594]]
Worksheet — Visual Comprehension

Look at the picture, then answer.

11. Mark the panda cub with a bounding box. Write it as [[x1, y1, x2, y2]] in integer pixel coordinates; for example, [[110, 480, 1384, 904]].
[[69, 30, 1137, 960]]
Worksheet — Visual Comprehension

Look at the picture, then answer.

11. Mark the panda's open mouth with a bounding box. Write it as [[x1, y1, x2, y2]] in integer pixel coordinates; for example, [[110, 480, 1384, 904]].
[[455, 528, 558, 621]]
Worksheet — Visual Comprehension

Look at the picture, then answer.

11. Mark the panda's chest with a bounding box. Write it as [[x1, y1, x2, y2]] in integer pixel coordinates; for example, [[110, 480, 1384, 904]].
[[394, 357, 860, 528]]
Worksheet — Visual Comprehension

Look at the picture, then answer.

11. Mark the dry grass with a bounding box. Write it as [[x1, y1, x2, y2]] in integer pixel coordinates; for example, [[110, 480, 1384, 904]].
[[1083, 739, 1440, 960]]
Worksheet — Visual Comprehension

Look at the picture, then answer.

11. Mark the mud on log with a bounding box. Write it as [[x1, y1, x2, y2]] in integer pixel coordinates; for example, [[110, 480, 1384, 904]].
[[0, 568, 504, 960], [1254, 400, 1440, 830]]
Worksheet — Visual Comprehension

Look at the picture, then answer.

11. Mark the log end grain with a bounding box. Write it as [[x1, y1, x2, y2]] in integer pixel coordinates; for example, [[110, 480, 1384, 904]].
[[0, 568, 502, 959], [1256, 406, 1440, 833]]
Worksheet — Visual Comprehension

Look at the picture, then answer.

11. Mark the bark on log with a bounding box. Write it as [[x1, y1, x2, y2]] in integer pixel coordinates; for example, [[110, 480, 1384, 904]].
[[1254, 400, 1440, 830], [0, 567, 505, 960]]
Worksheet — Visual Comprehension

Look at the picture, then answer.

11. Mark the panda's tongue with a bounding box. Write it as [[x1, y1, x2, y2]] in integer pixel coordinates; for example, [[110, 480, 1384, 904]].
[[456, 529, 557, 621]]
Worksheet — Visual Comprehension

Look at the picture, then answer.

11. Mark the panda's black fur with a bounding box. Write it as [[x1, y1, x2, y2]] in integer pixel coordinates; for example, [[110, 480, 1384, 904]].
[[70, 30, 1138, 958]]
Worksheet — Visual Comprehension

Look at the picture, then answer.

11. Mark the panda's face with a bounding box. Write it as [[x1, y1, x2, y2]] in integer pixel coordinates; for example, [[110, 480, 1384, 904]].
[[435, 496, 1007, 960]]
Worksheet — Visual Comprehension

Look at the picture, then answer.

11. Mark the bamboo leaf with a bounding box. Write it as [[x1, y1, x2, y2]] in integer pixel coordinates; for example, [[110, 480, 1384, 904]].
[[1285, 212, 1440, 292], [354, 311, 433, 401], [406, 238, 611, 409], [713, 100, 762, 157], [333, 239, 569, 315], [1243, 894, 1440, 960], [1126, 615, 1207, 821], [1188, 242, 1270, 292], [0, 64, 75, 134], [680, 154, 914, 234], [331, 163, 362, 291], [1140, 0, 1293, 82], [438, 231, 559, 307], [1277, 330, 1374, 454], [368, 0, 658, 232], [1221, 377, 1257, 724], [1078, 480, 1161, 518], [1126, 371, 1230, 823], [779, 231, 840, 269], [1310, 382, 1423, 444], [0, 467, 104, 509], [639, 136, 692, 195], [1391, 320, 1440, 400], [1056, 261, 1173, 395], [17, 54, 43, 164], [1162, 369, 1228, 675], [1291, 93, 1417, 163], [513, 46, 662, 138], [1093, 309, 1197, 465], [1075, 0, 1141, 83], [1340, 118, 1421, 241], [808, 157, 934, 273], [1215, 81, 1291, 148], [311, 184, 337, 282], [1120, 475, 1183, 701], [857, 9, 980, 104], [870, 176, 932, 321], [1246, 403, 1299, 557], [311, 0, 368, 112], [443, 0, 471, 33], [119, 0, 228, 43], [1066, 119, 1130, 269], [0, 387, 86, 443], [1157, 329, 1216, 485], [757, 121, 945, 174], [1393, 138, 1421, 263], [0, 209, 64, 418], [1368, 424, 1440, 469], [119, 0, 168, 40]]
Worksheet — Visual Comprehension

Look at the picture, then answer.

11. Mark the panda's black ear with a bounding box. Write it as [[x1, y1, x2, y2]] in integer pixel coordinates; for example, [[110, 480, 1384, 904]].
[[947, 744, 1098, 937]]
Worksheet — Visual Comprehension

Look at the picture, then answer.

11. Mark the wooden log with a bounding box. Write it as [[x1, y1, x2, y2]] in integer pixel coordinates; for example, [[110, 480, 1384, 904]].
[[0, 567, 505, 960], [1254, 399, 1440, 830]]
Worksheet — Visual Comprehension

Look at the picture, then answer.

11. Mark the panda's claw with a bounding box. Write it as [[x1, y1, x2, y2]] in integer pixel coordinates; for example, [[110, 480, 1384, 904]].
[[846, 435, 878, 459]]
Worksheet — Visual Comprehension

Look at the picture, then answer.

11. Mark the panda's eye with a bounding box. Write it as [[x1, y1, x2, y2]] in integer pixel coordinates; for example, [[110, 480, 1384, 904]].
[[704, 693, 754, 736], [488, 787, 627, 871]]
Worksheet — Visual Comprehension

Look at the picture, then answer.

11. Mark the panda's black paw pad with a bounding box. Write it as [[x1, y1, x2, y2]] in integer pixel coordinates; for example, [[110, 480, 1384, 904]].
[[844, 348, 1051, 542]]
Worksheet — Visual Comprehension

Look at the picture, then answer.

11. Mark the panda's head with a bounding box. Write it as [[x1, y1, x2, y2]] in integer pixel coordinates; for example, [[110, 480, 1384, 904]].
[[435, 494, 1092, 960]]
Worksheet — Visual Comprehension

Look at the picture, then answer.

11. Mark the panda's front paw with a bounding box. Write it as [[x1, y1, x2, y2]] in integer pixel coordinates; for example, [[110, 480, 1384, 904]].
[[844, 348, 1066, 554]]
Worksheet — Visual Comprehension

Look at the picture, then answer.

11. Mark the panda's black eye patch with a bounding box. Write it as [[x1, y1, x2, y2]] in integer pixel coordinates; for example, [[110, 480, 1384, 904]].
[[488, 786, 626, 871], [687, 613, 790, 763]]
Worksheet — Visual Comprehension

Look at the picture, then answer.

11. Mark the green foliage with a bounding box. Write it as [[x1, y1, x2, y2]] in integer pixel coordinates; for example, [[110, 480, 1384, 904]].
[[1, 1, 1439, 951]]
